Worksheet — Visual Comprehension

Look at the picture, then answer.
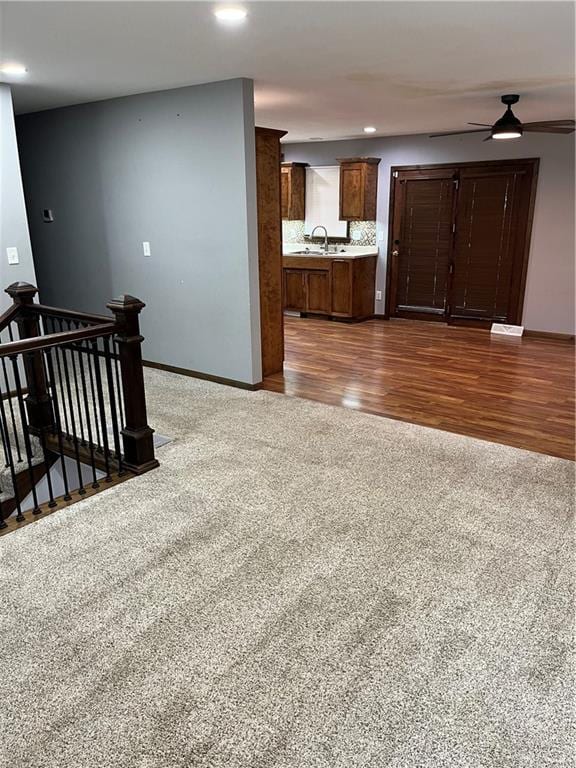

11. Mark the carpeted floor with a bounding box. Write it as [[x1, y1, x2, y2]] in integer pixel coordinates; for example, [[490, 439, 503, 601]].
[[0, 368, 573, 768]]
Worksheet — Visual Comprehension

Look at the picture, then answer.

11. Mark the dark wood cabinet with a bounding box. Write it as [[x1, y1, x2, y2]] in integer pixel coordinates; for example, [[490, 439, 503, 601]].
[[306, 271, 331, 314], [284, 269, 307, 311], [331, 260, 353, 315], [281, 162, 307, 220], [338, 157, 380, 221], [283, 255, 376, 320], [283, 267, 330, 314]]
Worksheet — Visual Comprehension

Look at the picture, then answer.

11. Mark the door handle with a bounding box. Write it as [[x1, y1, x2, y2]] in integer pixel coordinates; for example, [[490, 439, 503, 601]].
[[392, 250, 399, 257]]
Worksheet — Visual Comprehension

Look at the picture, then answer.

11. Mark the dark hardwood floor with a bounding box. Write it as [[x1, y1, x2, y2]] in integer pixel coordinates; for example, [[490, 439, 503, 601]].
[[261, 316, 575, 460]]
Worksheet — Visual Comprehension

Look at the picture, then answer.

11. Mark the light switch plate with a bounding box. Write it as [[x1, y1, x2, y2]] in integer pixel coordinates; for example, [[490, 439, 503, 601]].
[[7, 247, 19, 265], [142, 241, 151, 257], [376, 290, 382, 301], [377, 231, 385, 241]]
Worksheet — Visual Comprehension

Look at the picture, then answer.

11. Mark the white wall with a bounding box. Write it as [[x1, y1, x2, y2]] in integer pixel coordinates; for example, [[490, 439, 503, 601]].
[[0, 84, 37, 310], [17, 78, 262, 384], [283, 132, 575, 334]]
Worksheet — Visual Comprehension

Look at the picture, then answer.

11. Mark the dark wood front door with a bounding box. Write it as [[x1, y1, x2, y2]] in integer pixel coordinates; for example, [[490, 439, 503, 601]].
[[389, 168, 456, 320], [387, 159, 538, 326]]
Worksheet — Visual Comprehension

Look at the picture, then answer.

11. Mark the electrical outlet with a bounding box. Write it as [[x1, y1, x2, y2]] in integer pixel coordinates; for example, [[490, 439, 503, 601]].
[[142, 241, 151, 257], [6, 247, 19, 265], [376, 290, 382, 301]]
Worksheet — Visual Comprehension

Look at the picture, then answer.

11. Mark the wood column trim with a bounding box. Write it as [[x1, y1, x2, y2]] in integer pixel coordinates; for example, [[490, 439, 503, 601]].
[[255, 126, 287, 377]]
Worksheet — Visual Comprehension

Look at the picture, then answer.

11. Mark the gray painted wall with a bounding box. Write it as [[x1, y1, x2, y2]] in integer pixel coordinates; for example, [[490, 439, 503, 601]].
[[17, 78, 262, 384], [0, 84, 37, 310], [283, 133, 575, 334]]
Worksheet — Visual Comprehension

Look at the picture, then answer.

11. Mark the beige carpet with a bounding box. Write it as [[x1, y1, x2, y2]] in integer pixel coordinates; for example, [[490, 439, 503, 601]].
[[0, 368, 573, 768]]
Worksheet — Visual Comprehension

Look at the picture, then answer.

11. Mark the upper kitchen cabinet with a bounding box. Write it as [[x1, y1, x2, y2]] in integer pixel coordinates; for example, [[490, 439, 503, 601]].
[[338, 157, 381, 220], [281, 162, 307, 220]]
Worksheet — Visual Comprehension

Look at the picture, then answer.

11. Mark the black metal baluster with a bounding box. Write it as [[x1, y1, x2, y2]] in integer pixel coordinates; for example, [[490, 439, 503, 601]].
[[59, 339, 85, 495], [0, 410, 10, 467], [37, 426, 57, 510], [42, 318, 58, 438], [76, 338, 99, 489], [50, 317, 71, 440], [103, 337, 124, 475], [85, 337, 103, 453], [65, 319, 86, 446], [0, 331, 8, 468], [10, 356, 41, 515], [44, 349, 72, 501], [0, 364, 23, 522], [0, 349, 5, 522], [0, 355, 23, 464], [113, 339, 125, 431], [2, 323, 23, 463], [34, 345, 57, 510], [91, 339, 112, 482]]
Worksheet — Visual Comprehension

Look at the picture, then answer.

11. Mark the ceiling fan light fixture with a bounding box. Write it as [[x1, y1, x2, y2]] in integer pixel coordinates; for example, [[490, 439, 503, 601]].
[[490, 104, 523, 139], [491, 128, 523, 140], [428, 94, 574, 141]]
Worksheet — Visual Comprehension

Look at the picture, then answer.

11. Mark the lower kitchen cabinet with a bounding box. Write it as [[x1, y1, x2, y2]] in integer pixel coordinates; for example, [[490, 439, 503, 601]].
[[284, 269, 307, 311], [282, 255, 376, 321], [331, 260, 353, 315], [306, 271, 331, 313], [283, 268, 331, 314]]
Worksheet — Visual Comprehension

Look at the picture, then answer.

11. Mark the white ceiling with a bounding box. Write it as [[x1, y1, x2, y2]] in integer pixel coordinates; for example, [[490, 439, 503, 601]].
[[1, 1, 574, 142]]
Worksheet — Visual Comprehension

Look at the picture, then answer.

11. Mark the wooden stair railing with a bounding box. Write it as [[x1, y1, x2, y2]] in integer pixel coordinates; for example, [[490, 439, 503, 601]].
[[0, 283, 159, 533]]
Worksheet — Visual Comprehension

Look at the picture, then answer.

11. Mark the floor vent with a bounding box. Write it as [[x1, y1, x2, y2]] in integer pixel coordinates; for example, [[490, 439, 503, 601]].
[[491, 323, 524, 337]]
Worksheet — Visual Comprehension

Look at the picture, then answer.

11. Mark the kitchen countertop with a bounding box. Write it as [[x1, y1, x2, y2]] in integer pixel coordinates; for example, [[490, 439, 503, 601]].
[[283, 244, 378, 260]]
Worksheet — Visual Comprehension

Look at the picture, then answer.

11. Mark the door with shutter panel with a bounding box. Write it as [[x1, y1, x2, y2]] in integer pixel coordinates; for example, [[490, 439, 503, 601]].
[[389, 169, 456, 319], [450, 163, 536, 324]]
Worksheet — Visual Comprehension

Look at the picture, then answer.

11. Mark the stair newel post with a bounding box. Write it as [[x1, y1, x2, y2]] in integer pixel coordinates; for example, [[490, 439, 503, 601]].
[[5, 282, 54, 436], [106, 294, 158, 474]]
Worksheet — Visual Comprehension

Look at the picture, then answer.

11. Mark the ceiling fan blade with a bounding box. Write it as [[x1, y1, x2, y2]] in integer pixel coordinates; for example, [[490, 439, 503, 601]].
[[429, 128, 491, 138], [467, 122, 492, 127], [522, 119, 575, 128], [522, 124, 575, 134]]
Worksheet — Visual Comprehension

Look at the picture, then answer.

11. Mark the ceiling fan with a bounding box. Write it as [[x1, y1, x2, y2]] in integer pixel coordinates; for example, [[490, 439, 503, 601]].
[[430, 95, 575, 140]]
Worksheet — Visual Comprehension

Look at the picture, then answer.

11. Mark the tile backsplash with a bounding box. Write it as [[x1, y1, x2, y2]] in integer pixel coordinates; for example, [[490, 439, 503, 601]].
[[282, 220, 306, 243], [349, 221, 377, 246], [282, 220, 377, 246]]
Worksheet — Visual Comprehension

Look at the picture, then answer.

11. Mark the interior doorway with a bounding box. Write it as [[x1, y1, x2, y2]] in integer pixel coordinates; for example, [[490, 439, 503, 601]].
[[385, 159, 539, 326]]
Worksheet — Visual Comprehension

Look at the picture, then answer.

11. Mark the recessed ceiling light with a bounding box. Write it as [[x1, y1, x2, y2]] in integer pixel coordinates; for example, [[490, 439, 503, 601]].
[[214, 6, 247, 22], [363, 126, 377, 134], [0, 63, 27, 77]]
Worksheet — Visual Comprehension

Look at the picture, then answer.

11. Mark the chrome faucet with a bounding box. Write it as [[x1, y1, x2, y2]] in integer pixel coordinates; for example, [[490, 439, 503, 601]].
[[311, 225, 329, 254]]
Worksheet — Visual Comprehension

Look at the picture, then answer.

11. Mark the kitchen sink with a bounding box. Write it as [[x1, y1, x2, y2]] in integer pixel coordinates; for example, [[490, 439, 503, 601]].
[[289, 249, 328, 256]]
